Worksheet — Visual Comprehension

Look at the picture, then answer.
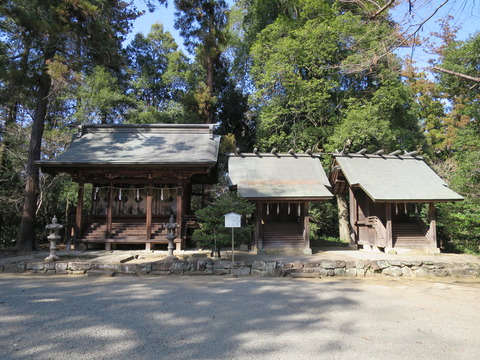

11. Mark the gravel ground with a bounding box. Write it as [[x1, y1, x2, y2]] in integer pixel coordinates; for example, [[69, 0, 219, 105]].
[[1, 274, 479, 360]]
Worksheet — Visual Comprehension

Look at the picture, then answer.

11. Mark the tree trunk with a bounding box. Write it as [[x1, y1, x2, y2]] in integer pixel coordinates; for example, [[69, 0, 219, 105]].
[[337, 195, 350, 243], [17, 56, 53, 251]]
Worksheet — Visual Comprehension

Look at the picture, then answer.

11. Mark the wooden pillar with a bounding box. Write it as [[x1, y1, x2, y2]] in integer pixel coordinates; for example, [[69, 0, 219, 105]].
[[385, 203, 393, 249], [349, 188, 357, 243], [304, 202, 310, 249], [256, 202, 263, 250], [429, 202, 437, 248], [106, 185, 113, 237], [105, 185, 113, 250], [74, 182, 84, 240], [176, 183, 184, 251], [146, 186, 152, 241]]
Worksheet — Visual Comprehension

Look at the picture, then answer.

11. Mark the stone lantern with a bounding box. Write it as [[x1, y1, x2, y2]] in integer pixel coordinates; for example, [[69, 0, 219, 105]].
[[165, 215, 178, 259], [45, 216, 63, 262]]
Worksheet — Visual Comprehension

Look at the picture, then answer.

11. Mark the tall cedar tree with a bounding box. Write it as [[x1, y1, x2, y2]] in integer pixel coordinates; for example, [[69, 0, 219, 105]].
[[0, 0, 139, 250], [174, 0, 228, 124]]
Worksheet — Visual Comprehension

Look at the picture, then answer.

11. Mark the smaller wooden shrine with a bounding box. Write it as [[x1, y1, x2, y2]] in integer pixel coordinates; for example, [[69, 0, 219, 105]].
[[329, 153, 463, 253], [37, 124, 220, 250], [227, 152, 333, 253]]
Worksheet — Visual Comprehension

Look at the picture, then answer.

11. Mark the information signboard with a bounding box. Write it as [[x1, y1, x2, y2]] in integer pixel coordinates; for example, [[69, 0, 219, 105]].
[[224, 212, 241, 228]]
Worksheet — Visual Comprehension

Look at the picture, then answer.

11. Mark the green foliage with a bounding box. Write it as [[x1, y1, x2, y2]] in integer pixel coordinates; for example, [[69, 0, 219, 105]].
[[309, 200, 339, 242], [193, 192, 255, 252], [437, 201, 480, 254]]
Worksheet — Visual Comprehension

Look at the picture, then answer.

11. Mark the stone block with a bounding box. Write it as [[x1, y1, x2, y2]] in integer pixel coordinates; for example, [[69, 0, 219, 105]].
[[402, 267, 413, 277], [251, 269, 262, 276], [467, 263, 480, 270], [335, 260, 346, 268], [371, 260, 389, 271], [170, 262, 185, 274], [388, 260, 402, 267], [433, 262, 447, 269], [116, 264, 139, 275], [44, 262, 56, 270], [346, 261, 356, 269], [334, 268, 346, 277], [139, 263, 152, 275], [430, 269, 449, 277], [356, 268, 367, 277], [382, 267, 403, 277], [55, 263, 68, 272], [320, 261, 336, 269], [292, 261, 304, 270], [345, 268, 357, 277], [197, 259, 211, 271], [68, 262, 91, 271], [5, 263, 26, 273], [355, 260, 366, 269], [413, 268, 430, 277], [151, 261, 172, 271], [213, 260, 232, 269], [410, 261, 423, 267], [306, 260, 320, 267], [26, 263, 44, 272]]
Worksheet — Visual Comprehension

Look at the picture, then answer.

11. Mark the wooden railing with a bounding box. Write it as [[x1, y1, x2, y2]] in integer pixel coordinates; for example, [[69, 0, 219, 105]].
[[367, 216, 387, 247]]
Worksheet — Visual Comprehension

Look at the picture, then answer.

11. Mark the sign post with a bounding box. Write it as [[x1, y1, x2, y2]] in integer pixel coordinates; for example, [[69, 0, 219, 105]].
[[224, 212, 241, 277]]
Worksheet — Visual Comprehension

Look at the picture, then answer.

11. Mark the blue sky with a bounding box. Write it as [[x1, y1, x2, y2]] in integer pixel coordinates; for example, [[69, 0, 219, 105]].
[[126, 0, 479, 70]]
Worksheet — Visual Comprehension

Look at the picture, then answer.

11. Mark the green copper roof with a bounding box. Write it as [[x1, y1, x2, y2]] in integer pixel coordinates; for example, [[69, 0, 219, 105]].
[[38, 124, 220, 168], [333, 154, 463, 202], [227, 154, 333, 200]]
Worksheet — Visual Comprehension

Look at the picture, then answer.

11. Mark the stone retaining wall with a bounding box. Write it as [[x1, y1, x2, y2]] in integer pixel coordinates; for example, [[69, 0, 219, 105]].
[[1, 258, 479, 278]]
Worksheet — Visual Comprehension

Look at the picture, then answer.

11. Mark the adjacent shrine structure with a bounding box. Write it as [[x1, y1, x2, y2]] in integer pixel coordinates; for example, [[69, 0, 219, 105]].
[[329, 153, 463, 253], [227, 152, 333, 253], [38, 124, 220, 250]]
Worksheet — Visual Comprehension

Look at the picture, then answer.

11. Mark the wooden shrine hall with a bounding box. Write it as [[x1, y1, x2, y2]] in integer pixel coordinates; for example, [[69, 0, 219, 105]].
[[227, 152, 333, 254], [38, 124, 221, 250], [329, 153, 463, 253]]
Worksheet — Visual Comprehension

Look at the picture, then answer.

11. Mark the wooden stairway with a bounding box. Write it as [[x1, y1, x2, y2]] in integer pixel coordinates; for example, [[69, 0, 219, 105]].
[[81, 221, 166, 243], [261, 222, 305, 249], [393, 222, 430, 248]]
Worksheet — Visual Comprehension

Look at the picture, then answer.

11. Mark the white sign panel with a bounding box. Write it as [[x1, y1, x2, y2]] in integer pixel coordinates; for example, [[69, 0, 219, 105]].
[[224, 212, 241, 228]]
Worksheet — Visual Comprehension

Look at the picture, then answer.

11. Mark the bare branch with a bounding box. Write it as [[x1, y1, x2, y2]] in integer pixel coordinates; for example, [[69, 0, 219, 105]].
[[370, 0, 395, 20], [432, 66, 480, 83]]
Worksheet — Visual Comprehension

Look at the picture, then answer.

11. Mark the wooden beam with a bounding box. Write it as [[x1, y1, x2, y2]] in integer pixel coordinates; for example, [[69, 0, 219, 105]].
[[429, 202, 437, 248], [75, 182, 84, 241], [349, 187, 357, 244], [146, 186, 152, 242], [105, 185, 113, 250], [385, 203, 393, 249], [176, 183, 184, 250]]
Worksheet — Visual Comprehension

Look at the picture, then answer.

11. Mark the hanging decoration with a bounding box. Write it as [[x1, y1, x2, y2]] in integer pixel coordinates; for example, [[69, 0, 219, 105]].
[[395, 203, 399, 215], [118, 189, 122, 201], [288, 203, 291, 215], [161, 188, 164, 201], [276, 203, 279, 215], [94, 187, 99, 201], [266, 203, 270, 215], [136, 188, 140, 201]]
